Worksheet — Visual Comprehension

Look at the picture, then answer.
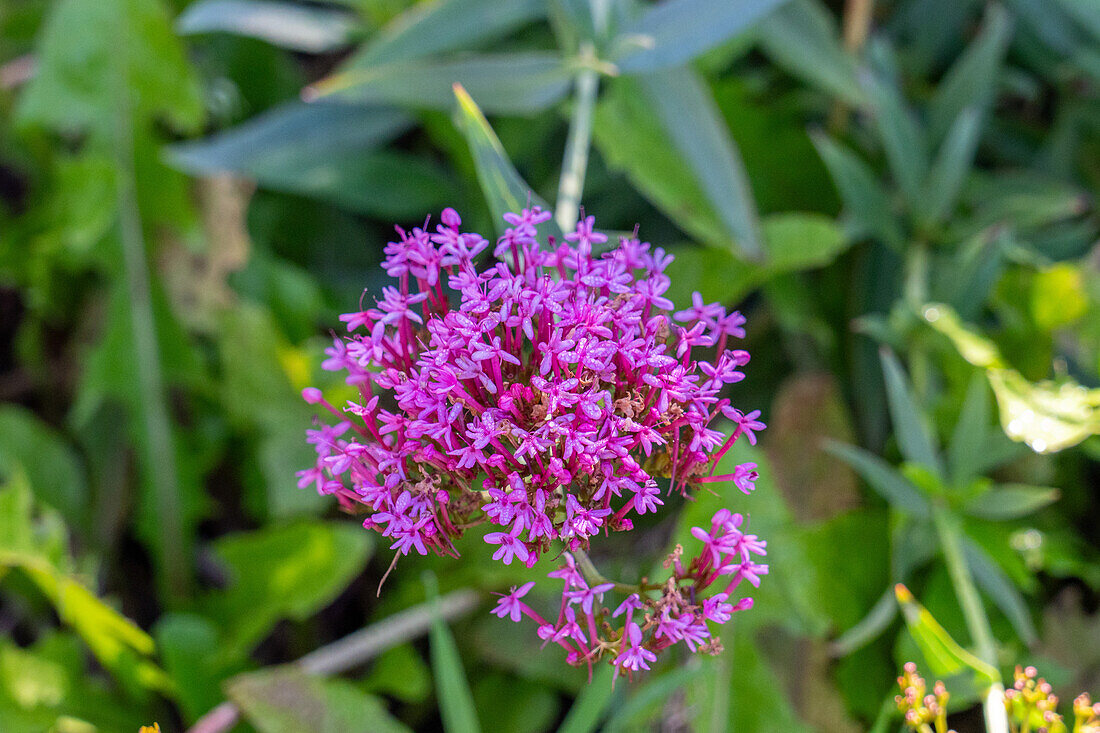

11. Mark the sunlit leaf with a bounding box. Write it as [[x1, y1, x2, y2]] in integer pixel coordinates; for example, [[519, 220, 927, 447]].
[[894, 584, 999, 686], [924, 303, 1100, 453], [177, 0, 358, 53], [1031, 263, 1089, 330], [451, 84, 562, 241]]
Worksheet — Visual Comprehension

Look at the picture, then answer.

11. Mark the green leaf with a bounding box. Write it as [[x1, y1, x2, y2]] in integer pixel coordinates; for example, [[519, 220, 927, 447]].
[[346, 0, 545, 68], [363, 645, 432, 704], [880, 349, 944, 478], [829, 587, 897, 657], [636, 66, 763, 259], [0, 406, 86, 527], [755, 0, 864, 105], [963, 484, 1060, 521], [228, 667, 411, 733], [17, 0, 202, 138], [451, 84, 562, 241], [823, 441, 931, 516], [919, 106, 982, 226], [924, 303, 1100, 453], [201, 521, 373, 659], [948, 372, 994, 485], [960, 538, 1037, 645], [894, 584, 999, 686], [605, 665, 707, 732], [176, 0, 358, 53], [809, 132, 901, 245], [861, 60, 929, 207], [424, 573, 482, 733], [311, 53, 573, 114], [155, 613, 226, 722], [556, 664, 617, 733], [614, 0, 790, 73], [927, 3, 1013, 143]]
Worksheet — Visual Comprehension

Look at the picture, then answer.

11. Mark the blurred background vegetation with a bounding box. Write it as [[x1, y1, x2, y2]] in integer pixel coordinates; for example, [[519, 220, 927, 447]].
[[1, 0, 1099, 730]]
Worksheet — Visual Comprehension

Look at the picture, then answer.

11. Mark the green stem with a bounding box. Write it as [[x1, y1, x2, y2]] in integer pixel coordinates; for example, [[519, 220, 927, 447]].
[[554, 42, 600, 232], [932, 506, 1007, 733], [570, 549, 639, 595], [111, 50, 189, 602]]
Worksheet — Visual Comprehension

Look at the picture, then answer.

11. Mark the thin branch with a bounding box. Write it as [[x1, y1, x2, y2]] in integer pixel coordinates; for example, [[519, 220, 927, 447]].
[[186, 589, 482, 733], [554, 43, 601, 232]]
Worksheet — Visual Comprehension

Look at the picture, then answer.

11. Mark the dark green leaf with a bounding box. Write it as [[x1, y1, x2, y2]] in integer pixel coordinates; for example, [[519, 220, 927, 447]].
[[555, 664, 617, 733], [809, 132, 901, 245], [961, 538, 1037, 644], [756, 0, 864, 105], [963, 484, 1060, 521], [823, 441, 931, 516], [861, 60, 929, 207], [927, 3, 1013, 143], [919, 106, 982, 226], [176, 0, 358, 53], [424, 573, 482, 733], [605, 665, 706, 732], [0, 406, 86, 526], [346, 0, 546, 68], [614, 0, 790, 73], [829, 587, 897, 656], [452, 84, 562, 241], [880, 349, 944, 478], [948, 371, 992, 485], [636, 67, 763, 259], [312, 53, 572, 114]]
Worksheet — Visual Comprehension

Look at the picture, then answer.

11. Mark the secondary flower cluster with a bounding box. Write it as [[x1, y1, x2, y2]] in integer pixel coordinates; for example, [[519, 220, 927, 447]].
[[896, 662, 953, 733], [300, 207, 765, 573], [493, 507, 767, 679]]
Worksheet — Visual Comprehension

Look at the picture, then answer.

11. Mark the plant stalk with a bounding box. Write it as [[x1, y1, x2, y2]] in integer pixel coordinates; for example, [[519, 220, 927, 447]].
[[932, 506, 1007, 733], [555, 42, 600, 232]]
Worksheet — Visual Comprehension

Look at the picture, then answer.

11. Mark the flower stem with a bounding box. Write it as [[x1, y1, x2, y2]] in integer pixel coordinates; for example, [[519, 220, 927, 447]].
[[570, 549, 639, 595], [932, 506, 1008, 733], [554, 42, 600, 232]]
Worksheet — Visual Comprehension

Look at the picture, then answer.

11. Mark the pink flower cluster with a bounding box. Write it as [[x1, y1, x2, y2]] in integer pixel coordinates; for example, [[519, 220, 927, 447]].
[[494, 507, 767, 678], [300, 206, 768, 668]]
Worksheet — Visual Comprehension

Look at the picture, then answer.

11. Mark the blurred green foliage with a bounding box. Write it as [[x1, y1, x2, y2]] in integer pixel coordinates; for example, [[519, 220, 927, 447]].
[[1, 0, 1099, 730]]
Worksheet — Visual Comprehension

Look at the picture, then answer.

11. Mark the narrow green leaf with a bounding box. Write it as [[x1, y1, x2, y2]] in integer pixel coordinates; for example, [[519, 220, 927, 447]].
[[451, 84, 562, 241], [605, 665, 706, 732], [963, 484, 1060, 521], [555, 664, 618, 733], [880, 349, 944, 478], [894, 584, 999, 685], [636, 66, 763, 259], [311, 52, 573, 114], [346, 0, 546, 68], [927, 3, 1013, 143], [425, 573, 482, 733], [948, 372, 992, 485], [755, 0, 864, 105], [961, 538, 1037, 645], [809, 132, 901, 245], [614, 0, 790, 73], [861, 62, 929, 206], [823, 441, 931, 516], [176, 0, 358, 53], [919, 106, 982, 226], [829, 587, 897, 656]]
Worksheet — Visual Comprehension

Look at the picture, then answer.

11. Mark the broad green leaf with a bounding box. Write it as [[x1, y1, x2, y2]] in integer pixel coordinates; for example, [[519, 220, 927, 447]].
[[17, 0, 202, 138], [228, 667, 411, 733], [829, 587, 897, 657], [880, 349, 944, 478], [424, 573, 482, 733], [311, 53, 573, 114], [823, 441, 931, 516], [755, 0, 864, 105], [861, 60, 929, 207], [963, 484, 1060, 521], [894, 584, 999, 686], [614, 0, 790, 73], [919, 106, 982, 226], [636, 66, 762, 259], [452, 84, 562, 241], [555, 664, 617, 733], [176, 0, 358, 52], [201, 521, 373, 659], [809, 132, 901, 245], [924, 303, 1100, 453], [0, 406, 86, 526], [345, 0, 546, 68], [927, 3, 1013, 143], [155, 613, 226, 722], [961, 538, 1037, 645]]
